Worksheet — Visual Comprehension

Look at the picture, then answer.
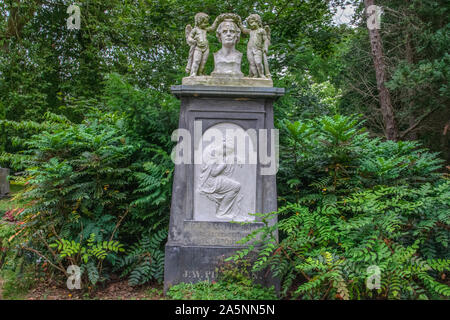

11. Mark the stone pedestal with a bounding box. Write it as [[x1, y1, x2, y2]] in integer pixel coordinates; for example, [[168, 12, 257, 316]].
[[0, 168, 10, 199], [164, 85, 284, 292]]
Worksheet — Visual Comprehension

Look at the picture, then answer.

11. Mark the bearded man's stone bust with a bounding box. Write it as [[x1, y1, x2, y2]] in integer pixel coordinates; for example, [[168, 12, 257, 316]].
[[211, 19, 244, 78]]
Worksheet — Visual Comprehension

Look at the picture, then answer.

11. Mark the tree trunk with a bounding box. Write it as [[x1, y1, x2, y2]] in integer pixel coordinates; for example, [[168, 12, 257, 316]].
[[365, 0, 398, 141], [1, 0, 40, 51], [405, 32, 418, 140]]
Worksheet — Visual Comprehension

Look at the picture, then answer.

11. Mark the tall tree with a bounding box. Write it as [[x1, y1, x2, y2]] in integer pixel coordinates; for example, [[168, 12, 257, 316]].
[[364, 0, 398, 140], [339, 0, 449, 161]]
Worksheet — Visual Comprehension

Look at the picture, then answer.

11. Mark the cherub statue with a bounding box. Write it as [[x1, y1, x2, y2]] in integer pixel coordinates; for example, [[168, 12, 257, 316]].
[[239, 14, 271, 79], [185, 12, 210, 77], [185, 13, 241, 77]]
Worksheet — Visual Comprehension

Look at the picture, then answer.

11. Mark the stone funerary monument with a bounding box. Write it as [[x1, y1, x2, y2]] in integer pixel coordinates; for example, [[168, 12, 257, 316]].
[[164, 12, 284, 291], [0, 168, 10, 199]]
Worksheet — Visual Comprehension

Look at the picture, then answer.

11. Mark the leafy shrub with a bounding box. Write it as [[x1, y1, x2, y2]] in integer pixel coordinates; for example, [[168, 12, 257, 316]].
[[50, 233, 125, 287], [0, 266, 35, 300], [0, 222, 18, 270], [229, 115, 450, 300], [10, 114, 135, 284], [116, 229, 167, 286], [0, 222, 36, 299], [5, 74, 177, 287]]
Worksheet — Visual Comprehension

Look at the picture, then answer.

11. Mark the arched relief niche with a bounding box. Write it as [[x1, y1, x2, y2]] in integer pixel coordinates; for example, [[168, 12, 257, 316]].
[[194, 122, 257, 222]]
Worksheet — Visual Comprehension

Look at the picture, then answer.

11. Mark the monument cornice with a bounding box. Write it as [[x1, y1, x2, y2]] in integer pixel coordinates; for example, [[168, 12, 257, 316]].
[[171, 85, 285, 99]]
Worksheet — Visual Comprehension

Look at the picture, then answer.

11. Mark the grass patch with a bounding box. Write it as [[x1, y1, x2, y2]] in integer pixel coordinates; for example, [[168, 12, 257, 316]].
[[0, 268, 35, 300], [146, 287, 165, 300]]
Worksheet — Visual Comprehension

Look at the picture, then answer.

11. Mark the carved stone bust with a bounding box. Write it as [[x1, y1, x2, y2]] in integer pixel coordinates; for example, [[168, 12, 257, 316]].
[[182, 13, 273, 87], [211, 19, 244, 78]]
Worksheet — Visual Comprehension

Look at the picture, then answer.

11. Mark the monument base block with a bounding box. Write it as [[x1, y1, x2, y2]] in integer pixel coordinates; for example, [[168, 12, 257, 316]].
[[164, 244, 279, 293]]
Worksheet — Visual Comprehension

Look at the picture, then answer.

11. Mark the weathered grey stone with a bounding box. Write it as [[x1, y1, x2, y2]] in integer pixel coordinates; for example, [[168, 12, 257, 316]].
[[185, 13, 210, 77], [164, 245, 279, 290], [239, 14, 271, 79], [164, 85, 284, 293], [183, 221, 264, 246], [0, 168, 10, 198], [171, 85, 284, 98], [184, 12, 273, 80]]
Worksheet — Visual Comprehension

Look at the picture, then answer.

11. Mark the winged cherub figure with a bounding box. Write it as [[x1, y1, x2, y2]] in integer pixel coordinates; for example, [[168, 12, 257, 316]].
[[239, 14, 271, 79], [185, 13, 241, 77], [185, 12, 210, 77]]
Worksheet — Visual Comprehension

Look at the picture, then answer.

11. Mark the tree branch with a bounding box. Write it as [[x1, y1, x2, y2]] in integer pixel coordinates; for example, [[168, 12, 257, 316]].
[[21, 246, 67, 275], [399, 107, 441, 139]]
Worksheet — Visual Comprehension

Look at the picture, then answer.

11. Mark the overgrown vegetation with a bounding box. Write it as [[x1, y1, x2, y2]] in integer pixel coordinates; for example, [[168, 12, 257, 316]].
[[228, 115, 449, 299], [0, 74, 177, 292], [0, 221, 37, 299], [167, 260, 277, 300]]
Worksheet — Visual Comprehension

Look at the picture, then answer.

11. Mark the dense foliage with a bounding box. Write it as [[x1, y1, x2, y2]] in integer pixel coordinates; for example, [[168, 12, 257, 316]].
[[229, 115, 449, 299], [0, 74, 178, 290]]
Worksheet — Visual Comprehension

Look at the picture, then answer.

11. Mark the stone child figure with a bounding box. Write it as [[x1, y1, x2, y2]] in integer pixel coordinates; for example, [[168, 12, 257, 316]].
[[240, 14, 271, 79], [185, 13, 210, 77]]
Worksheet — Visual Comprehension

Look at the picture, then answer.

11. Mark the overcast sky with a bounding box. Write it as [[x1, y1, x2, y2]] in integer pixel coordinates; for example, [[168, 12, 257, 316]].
[[332, 5, 357, 26]]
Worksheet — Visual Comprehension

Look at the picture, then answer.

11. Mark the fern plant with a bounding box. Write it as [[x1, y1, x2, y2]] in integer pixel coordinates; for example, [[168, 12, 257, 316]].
[[228, 115, 450, 300], [115, 229, 167, 286], [1, 74, 178, 291], [50, 233, 125, 286]]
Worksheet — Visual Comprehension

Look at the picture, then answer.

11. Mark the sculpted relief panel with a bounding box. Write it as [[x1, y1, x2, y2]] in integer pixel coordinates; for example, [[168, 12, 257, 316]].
[[194, 123, 257, 222]]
